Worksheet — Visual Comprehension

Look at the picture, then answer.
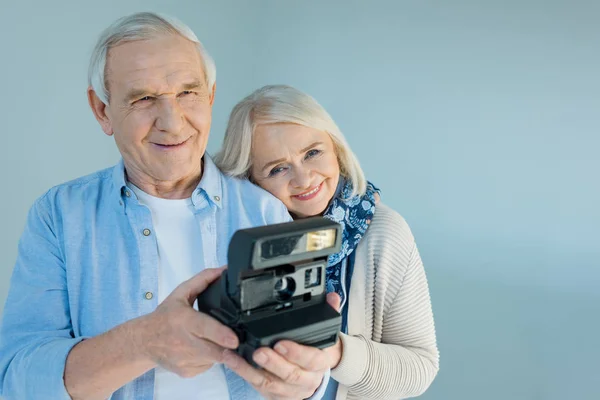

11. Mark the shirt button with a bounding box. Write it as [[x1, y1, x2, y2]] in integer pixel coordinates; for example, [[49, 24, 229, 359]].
[[125, 190, 131, 197], [144, 291, 154, 300], [142, 228, 151, 236], [214, 195, 221, 202]]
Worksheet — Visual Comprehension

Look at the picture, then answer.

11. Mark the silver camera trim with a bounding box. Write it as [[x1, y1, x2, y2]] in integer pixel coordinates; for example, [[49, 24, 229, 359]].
[[239, 260, 326, 312], [276, 260, 326, 299]]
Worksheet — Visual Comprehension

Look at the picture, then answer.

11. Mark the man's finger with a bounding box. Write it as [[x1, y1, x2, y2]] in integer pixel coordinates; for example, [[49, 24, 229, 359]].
[[252, 347, 321, 389], [222, 350, 289, 397], [188, 338, 229, 365], [273, 340, 330, 373], [179, 339, 228, 370], [161, 339, 226, 378], [190, 310, 239, 349], [173, 267, 226, 304]]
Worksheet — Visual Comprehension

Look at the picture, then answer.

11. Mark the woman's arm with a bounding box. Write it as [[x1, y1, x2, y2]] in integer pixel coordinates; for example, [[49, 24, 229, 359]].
[[331, 207, 439, 399]]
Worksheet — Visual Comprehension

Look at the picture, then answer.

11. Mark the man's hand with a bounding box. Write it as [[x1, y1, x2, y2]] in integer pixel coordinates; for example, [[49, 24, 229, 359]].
[[222, 292, 344, 399], [138, 267, 240, 377]]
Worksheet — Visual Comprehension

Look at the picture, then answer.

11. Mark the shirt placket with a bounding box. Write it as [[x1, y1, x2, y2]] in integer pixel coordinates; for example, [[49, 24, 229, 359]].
[[124, 200, 159, 317], [195, 202, 219, 271]]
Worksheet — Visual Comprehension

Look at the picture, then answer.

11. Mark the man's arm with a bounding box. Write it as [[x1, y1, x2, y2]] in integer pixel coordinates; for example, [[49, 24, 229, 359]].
[[63, 318, 155, 400], [0, 198, 239, 400], [65, 268, 237, 400], [0, 197, 81, 399]]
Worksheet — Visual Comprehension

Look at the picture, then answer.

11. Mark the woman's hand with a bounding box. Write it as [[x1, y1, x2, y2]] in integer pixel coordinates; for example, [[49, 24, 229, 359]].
[[323, 292, 343, 369], [221, 292, 345, 399], [223, 341, 330, 400]]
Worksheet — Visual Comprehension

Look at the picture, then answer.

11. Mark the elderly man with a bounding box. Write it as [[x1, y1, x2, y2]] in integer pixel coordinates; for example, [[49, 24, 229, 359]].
[[0, 12, 335, 400]]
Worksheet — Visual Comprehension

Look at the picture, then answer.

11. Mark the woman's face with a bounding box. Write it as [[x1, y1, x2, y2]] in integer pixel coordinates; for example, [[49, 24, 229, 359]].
[[250, 123, 340, 219]]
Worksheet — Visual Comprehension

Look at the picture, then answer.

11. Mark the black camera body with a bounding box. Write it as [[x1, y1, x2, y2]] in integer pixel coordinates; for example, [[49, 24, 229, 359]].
[[197, 217, 343, 366]]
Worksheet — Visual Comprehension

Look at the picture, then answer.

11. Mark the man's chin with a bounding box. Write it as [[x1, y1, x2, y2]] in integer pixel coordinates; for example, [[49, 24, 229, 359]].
[[144, 166, 202, 183]]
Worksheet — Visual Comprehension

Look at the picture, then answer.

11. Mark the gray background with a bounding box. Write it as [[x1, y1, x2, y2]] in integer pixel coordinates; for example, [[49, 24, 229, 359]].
[[1, 1, 598, 399]]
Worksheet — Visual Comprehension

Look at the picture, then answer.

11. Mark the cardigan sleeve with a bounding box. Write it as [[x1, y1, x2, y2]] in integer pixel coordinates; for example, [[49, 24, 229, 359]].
[[331, 205, 439, 399]]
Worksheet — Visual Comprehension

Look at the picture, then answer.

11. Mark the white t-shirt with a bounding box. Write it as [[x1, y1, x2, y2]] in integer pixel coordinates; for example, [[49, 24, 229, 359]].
[[129, 184, 229, 400]]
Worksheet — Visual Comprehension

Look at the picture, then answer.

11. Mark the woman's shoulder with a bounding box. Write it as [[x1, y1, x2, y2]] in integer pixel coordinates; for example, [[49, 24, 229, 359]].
[[365, 202, 416, 247], [356, 202, 419, 311]]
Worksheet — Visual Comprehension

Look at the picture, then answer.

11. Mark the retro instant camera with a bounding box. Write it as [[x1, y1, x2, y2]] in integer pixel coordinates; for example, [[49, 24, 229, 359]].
[[197, 217, 342, 366]]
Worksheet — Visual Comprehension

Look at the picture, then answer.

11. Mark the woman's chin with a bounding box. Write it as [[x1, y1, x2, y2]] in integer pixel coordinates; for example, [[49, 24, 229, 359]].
[[289, 203, 328, 219]]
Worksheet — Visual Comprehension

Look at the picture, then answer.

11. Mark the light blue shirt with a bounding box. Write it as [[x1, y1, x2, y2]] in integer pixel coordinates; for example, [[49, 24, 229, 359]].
[[0, 155, 330, 400]]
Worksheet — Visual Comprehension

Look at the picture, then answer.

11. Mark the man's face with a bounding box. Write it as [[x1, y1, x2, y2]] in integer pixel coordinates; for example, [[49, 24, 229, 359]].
[[102, 34, 214, 185]]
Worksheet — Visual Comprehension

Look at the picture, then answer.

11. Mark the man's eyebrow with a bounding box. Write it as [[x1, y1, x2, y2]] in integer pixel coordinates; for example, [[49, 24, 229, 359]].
[[125, 88, 154, 102], [124, 80, 205, 102], [181, 80, 204, 91]]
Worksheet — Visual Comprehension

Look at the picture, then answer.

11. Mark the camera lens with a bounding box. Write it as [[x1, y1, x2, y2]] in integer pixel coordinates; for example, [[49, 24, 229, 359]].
[[274, 277, 296, 301]]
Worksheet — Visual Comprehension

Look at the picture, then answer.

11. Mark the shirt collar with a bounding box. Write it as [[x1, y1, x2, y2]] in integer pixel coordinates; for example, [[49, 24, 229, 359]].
[[194, 153, 223, 209], [110, 154, 224, 210], [111, 159, 128, 204]]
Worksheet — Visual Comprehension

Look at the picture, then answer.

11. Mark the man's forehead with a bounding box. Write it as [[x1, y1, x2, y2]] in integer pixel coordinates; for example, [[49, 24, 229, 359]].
[[121, 73, 205, 93], [106, 36, 205, 89]]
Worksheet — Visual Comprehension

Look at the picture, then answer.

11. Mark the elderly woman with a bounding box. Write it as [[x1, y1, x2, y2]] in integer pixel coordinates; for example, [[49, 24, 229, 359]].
[[215, 85, 439, 400]]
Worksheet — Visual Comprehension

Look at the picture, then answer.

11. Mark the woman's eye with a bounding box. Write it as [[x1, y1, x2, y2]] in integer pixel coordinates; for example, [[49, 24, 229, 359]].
[[269, 166, 286, 177], [306, 149, 321, 158]]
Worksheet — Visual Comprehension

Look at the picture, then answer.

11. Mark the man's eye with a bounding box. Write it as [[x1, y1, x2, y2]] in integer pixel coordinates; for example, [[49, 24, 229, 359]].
[[180, 90, 195, 96], [137, 96, 152, 102]]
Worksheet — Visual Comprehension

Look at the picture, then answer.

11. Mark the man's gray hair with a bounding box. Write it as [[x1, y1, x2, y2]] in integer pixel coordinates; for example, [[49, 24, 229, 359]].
[[88, 12, 216, 104], [215, 85, 367, 197]]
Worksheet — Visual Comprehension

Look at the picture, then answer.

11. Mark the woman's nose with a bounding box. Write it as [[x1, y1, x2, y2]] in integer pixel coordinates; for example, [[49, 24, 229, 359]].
[[291, 167, 312, 189]]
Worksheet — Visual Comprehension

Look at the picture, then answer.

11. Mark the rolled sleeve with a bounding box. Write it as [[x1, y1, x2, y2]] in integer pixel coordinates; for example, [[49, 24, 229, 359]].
[[330, 333, 369, 386], [1, 336, 87, 399]]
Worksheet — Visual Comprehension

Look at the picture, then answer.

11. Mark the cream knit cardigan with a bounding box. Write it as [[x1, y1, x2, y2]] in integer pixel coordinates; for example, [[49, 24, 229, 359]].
[[330, 203, 439, 400]]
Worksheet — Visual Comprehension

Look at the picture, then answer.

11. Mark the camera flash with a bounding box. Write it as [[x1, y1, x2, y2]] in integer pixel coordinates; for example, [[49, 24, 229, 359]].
[[306, 229, 336, 252]]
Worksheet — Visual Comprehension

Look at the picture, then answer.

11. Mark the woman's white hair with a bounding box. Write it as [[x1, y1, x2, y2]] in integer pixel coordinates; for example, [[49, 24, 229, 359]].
[[214, 84, 367, 197], [88, 11, 216, 104]]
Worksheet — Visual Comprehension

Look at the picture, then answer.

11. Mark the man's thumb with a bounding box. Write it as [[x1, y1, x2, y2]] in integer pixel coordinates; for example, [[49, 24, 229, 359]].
[[177, 266, 226, 305]]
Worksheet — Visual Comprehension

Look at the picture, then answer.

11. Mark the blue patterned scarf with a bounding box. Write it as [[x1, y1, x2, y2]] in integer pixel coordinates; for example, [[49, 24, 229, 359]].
[[323, 178, 380, 306]]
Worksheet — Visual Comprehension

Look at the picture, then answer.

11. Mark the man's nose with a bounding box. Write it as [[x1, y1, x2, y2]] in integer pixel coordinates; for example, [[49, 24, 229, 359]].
[[155, 98, 184, 134]]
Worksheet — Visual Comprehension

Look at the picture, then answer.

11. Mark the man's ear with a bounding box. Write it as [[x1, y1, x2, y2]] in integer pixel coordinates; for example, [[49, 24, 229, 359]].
[[209, 82, 216, 106], [87, 87, 114, 136]]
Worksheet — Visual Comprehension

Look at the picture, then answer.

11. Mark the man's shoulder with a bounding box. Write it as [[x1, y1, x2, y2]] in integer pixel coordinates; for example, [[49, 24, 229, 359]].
[[220, 174, 291, 223], [36, 165, 117, 208], [221, 174, 280, 204]]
